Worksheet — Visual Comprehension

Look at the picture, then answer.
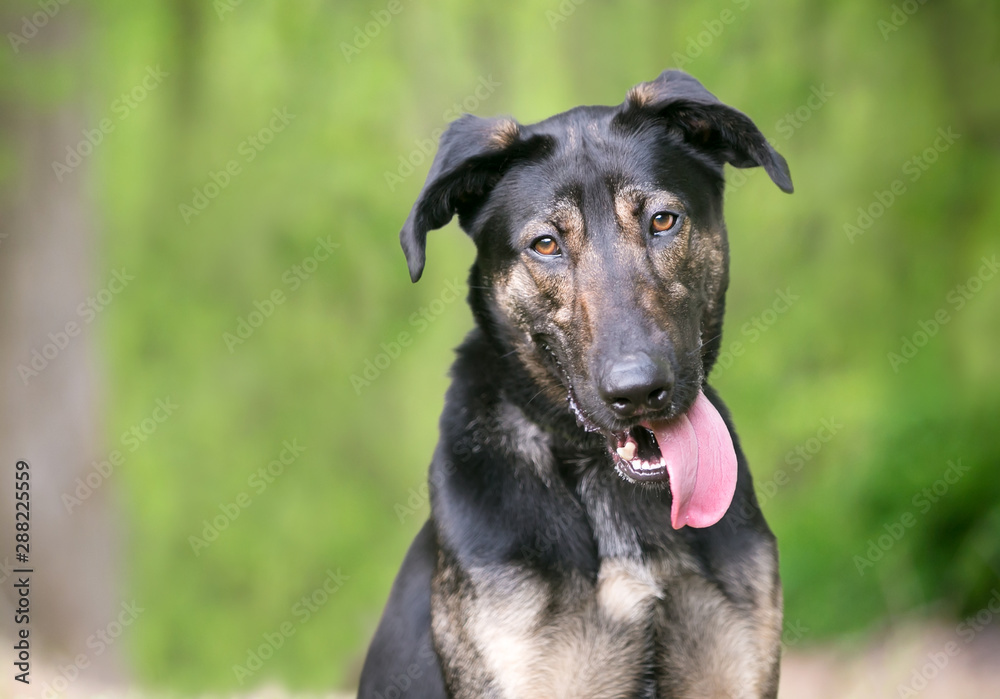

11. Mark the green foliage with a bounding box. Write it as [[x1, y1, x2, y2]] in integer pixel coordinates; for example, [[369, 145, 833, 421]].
[[12, 0, 998, 691]]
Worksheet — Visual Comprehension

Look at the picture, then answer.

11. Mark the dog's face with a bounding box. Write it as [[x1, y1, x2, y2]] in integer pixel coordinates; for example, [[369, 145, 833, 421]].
[[400, 70, 791, 499], [474, 109, 728, 430]]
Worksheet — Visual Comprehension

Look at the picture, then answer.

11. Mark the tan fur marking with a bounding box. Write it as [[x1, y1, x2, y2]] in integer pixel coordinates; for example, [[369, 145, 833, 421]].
[[553, 303, 572, 327], [652, 556, 781, 699], [612, 189, 644, 240], [435, 550, 780, 698], [596, 557, 662, 622], [564, 125, 580, 150], [492, 264, 566, 407], [675, 580, 759, 697], [460, 566, 655, 698], [491, 201, 591, 406], [467, 568, 549, 696], [549, 199, 585, 250], [489, 118, 520, 149], [626, 81, 656, 108], [739, 544, 784, 694]]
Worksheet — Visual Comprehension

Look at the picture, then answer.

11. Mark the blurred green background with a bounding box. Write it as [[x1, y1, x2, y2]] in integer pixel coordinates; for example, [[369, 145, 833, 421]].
[[2, 0, 998, 693]]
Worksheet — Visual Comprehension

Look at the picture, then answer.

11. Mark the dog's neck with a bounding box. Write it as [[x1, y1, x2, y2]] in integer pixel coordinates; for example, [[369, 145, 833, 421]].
[[437, 327, 690, 566]]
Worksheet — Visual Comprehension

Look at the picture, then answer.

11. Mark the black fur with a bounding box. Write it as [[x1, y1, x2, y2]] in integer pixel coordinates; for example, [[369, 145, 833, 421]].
[[359, 69, 792, 698]]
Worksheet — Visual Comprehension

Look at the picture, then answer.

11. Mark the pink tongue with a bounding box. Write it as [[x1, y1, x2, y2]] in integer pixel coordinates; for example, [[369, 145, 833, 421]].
[[646, 391, 738, 530]]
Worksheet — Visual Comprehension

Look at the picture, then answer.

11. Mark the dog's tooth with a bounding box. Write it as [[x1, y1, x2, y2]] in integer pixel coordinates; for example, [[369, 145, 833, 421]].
[[617, 442, 637, 461]]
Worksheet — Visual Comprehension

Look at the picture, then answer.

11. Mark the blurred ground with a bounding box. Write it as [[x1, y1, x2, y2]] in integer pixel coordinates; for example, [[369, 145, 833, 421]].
[[779, 621, 1000, 698], [7, 621, 1000, 698]]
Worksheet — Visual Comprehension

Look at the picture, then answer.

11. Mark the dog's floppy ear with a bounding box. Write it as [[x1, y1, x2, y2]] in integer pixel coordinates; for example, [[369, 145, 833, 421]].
[[400, 114, 537, 283], [621, 69, 793, 193]]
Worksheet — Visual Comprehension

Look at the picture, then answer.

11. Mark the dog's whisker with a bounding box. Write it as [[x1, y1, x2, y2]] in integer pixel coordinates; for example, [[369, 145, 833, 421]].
[[524, 387, 548, 406]]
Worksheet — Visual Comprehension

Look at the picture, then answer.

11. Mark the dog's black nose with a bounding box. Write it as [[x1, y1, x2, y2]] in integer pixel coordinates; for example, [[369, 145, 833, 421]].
[[599, 354, 674, 418]]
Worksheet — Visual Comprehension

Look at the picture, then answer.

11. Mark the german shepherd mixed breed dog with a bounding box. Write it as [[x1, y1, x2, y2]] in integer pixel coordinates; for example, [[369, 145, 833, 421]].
[[359, 69, 793, 698]]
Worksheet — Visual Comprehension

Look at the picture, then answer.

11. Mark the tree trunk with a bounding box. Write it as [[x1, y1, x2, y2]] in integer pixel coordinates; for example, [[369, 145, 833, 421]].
[[0, 4, 125, 691]]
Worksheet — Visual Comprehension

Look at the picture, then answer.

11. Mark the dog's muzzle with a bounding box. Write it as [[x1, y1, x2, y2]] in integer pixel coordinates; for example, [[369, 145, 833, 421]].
[[608, 390, 739, 530]]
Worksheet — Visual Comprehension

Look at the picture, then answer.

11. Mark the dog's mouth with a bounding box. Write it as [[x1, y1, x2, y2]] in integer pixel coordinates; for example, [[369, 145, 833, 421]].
[[612, 423, 674, 482], [546, 340, 737, 529], [607, 391, 739, 530]]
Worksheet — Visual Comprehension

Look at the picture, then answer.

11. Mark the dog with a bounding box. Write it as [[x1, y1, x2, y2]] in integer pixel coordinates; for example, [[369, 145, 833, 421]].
[[358, 69, 793, 698]]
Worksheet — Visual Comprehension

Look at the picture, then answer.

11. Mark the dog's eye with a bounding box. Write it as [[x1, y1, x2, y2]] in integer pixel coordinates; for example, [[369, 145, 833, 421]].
[[531, 236, 561, 257], [650, 212, 678, 235]]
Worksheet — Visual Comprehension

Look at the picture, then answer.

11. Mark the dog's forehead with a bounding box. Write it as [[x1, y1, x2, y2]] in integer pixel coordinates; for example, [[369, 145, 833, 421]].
[[505, 109, 704, 215], [519, 105, 712, 198], [475, 104, 722, 246], [507, 114, 624, 210], [523, 105, 620, 155]]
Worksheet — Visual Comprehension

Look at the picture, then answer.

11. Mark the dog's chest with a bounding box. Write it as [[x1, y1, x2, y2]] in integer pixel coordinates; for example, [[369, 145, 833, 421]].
[[432, 481, 781, 699], [432, 551, 777, 699]]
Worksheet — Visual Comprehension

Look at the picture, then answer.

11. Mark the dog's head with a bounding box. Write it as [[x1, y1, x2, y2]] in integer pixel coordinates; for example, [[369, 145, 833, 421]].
[[400, 70, 791, 527]]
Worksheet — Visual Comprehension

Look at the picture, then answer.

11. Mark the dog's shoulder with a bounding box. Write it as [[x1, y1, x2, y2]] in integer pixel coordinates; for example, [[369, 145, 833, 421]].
[[357, 520, 446, 699]]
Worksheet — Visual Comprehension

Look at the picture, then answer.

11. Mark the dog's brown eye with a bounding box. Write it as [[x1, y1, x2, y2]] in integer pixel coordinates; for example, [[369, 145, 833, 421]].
[[650, 212, 678, 234], [532, 236, 561, 256]]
